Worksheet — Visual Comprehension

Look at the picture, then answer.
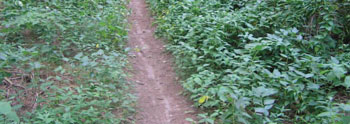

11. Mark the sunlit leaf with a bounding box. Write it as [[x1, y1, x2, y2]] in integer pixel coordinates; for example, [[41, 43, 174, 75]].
[[199, 96, 209, 104]]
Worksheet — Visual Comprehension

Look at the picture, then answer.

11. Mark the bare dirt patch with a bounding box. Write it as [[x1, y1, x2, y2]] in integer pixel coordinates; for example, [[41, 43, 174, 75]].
[[127, 0, 197, 123]]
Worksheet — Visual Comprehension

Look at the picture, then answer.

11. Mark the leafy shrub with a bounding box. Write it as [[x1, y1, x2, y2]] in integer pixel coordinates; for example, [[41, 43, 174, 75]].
[[0, 0, 134, 123], [147, 0, 350, 123]]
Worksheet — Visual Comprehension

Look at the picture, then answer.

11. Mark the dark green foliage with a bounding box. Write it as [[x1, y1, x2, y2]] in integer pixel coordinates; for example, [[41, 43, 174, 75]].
[[147, 0, 350, 123], [0, 0, 134, 123]]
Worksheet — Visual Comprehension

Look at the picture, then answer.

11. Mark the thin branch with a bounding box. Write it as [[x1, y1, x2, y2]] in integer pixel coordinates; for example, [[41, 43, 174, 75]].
[[4, 77, 26, 89], [31, 93, 39, 112], [5, 89, 9, 98]]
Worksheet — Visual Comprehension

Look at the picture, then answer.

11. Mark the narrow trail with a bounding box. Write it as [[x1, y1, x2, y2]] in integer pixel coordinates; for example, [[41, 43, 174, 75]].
[[127, 0, 197, 124]]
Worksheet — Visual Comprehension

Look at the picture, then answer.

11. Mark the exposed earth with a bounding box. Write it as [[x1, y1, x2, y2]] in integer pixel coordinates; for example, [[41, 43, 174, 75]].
[[127, 0, 197, 123]]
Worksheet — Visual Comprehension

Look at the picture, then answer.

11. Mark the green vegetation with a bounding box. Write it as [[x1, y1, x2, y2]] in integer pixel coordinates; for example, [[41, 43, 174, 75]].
[[0, 0, 134, 123], [147, 0, 350, 123]]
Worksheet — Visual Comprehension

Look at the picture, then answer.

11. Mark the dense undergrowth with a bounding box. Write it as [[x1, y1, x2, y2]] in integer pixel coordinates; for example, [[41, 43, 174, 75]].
[[147, 0, 350, 123], [0, 0, 134, 123]]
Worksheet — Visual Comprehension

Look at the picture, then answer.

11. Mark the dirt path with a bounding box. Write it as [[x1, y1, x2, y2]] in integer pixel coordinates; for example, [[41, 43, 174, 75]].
[[127, 0, 197, 124]]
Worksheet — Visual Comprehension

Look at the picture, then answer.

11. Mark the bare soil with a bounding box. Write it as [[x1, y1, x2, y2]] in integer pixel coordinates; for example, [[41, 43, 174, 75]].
[[127, 0, 197, 123]]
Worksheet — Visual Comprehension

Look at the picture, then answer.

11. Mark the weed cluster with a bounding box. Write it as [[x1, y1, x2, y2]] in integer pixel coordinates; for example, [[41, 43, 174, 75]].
[[0, 0, 134, 123], [148, 0, 350, 123]]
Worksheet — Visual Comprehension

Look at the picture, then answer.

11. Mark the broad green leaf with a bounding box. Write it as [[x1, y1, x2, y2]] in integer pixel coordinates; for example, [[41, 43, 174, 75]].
[[344, 76, 350, 89], [33, 62, 41, 69], [304, 73, 314, 78], [279, 81, 289, 86], [307, 83, 320, 90], [264, 99, 275, 105], [294, 70, 306, 77], [81, 56, 89, 66], [292, 28, 299, 33], [339, 104, 350, 111], [331, 57, 339, 64], [332, 65, 346, 79], [262, 69, 273, 77], [273, 69, 281, 78], [255, 107, 269, 116], [265, 105, 273, 110], [194, 77, 202, 84], [320, 70, 330, 75], [0, 53, 7, 60], [0, 101, 19, 122], [0, 102, 12, 114], [317, 112, 336, 117], [185, 118, 195, 122], [218, 86, 231, 102], [237, 117, 250, 124], [245, 43, 263, 51], [253, 87, 278, 97], [235, 97, 250, 109]]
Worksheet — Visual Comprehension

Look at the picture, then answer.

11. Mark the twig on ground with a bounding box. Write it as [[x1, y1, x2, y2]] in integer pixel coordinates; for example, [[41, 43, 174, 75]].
[[9, 77, 22, 80], [32, 92, 39, 112], [4, 77, 26, 89], [6, 89, 10, 98]]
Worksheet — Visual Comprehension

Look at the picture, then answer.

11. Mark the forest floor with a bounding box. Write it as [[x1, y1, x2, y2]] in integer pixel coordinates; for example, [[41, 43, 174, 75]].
[[127, 0, 197, 123]]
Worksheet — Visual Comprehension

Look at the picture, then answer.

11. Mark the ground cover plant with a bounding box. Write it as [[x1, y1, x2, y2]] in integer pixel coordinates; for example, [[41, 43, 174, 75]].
[[147, 0, 350, 123], [0, 0, 134, 123]]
